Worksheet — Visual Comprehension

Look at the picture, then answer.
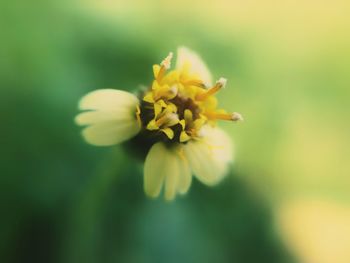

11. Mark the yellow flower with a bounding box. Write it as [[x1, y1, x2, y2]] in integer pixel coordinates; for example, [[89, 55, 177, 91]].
[[75, 47, 243, 201]]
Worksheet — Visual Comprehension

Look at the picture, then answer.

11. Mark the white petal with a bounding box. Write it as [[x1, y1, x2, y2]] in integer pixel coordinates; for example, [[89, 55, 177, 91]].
[[183, 126, 233, 186], [144, 143, 191, 200], [176, 46, 213, 87], [201, 126, 233, 171], [75, 110, 135, 126], [78, 89, 139, 111], [75, 89, 141, 146], [183, 141, 219, 186], [164, 162, 178, 201], [81, 119, 140, 146], [144, 143, 169, 199], [177, 155, 192, 195]]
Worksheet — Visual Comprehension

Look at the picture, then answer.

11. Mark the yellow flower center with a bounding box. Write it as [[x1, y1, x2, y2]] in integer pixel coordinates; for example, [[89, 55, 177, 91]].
[[139, 53, 242, 143]]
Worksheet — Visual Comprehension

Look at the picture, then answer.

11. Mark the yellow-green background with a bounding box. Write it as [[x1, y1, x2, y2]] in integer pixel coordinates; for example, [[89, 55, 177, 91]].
[[1, 0, 349, 262]]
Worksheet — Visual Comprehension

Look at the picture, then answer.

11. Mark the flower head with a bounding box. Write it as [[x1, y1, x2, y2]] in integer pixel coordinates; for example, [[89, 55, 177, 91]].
[[75, 47, 242, 201]]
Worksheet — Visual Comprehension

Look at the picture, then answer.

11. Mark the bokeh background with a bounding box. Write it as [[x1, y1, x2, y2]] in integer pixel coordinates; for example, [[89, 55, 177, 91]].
[[1, 0, 350, 262]]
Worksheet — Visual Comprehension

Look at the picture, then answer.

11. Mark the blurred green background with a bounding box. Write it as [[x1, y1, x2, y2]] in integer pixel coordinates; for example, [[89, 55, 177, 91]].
[[1, 0, 350, 262]]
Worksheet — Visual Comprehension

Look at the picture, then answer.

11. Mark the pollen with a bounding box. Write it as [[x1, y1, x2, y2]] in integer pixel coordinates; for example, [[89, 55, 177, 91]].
[[140, 53, 242, 143]]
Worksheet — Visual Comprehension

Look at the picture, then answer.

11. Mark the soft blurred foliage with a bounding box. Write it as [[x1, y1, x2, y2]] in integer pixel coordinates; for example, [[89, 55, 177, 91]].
[[1, 0, 349, 262]]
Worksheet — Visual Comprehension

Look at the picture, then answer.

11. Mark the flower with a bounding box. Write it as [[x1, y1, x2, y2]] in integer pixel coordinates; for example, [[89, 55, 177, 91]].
[[75, 47, 242, 201]]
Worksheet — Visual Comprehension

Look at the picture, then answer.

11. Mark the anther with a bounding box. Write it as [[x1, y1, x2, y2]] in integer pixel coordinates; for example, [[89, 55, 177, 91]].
[[216, 77, 227, 88], [157, 52, 173, 81], [231, 112, 243, 121], [206, 111, 243, 122], [160, 52, 173, 70], [196, 77, 227, 100]]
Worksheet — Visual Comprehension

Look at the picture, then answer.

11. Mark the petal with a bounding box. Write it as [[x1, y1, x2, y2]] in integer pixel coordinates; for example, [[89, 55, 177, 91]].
[[78, 89, 139, 111], [204, 126, 233, 170], [81, 119, 140, 146], [161, 128, 174, 139], [180, 131, 191, 143], [176, 46, 213, 87], [75, 110, 134, 126], [177, 152, 192, 194], [154, 103, 162, 116], [144, 143, 191, 200], [143, 92, 154, 103], [75, 89, 141, 146], [164, 164, 178, 201], [183, 126, 233, 186], [144, 143, 166, 198], [183, 140, 219, 186], [146, 119, 159, 130]]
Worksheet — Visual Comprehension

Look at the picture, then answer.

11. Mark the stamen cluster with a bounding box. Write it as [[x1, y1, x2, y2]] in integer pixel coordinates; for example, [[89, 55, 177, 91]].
[[139, 53, 241, 143]]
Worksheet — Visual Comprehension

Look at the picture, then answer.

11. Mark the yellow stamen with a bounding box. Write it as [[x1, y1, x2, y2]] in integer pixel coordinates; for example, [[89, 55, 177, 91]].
[[196, 77, 227, 100], [156, 52, 173, 81], [205, 111, 243, 121], [143, 51, 242, 144], [161, 52, 173, 70], [156, 66, 166, 81], [155, 115, 168, 126], [183, 79, 205, 88]]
